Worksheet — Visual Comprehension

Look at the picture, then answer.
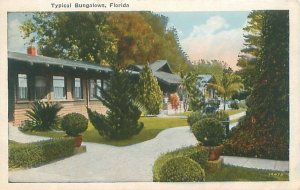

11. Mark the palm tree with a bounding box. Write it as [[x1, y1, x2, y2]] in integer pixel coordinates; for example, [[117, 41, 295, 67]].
[[208, 72, 244, 110]]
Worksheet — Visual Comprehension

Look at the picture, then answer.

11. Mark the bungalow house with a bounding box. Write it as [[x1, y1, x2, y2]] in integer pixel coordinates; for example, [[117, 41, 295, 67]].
[[8, 49, 181, 125], [129, 60, 181, 94], [196, 74, 217, 100]]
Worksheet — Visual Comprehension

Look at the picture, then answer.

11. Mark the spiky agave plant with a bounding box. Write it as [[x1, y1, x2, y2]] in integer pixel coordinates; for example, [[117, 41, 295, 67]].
[[25, 101, 62, 131]]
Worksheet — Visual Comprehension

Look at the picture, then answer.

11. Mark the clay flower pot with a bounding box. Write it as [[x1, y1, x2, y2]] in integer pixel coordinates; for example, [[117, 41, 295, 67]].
[[74, 135, 83, 147], [207, 145, 223, 161]]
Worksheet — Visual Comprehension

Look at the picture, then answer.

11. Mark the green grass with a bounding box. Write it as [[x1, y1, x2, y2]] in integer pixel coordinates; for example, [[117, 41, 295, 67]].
[[168, 111, 193, 116], [24, 117, 188, 146], [225, 109, 246, 116], [230, 118, 240, 124], [206, 164, 289, 181]]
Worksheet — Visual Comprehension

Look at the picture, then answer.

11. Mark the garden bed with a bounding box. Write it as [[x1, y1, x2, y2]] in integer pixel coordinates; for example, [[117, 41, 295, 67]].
[[22, 117, 188, 146]]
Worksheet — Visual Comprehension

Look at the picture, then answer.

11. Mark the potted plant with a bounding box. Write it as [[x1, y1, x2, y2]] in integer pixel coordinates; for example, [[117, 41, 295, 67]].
[[191, 117, 225, 160], [61, 113, 88, 147]]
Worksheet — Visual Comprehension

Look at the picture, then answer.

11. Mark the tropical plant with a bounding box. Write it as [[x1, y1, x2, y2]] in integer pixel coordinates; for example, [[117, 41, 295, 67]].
[[87, 67, 144, 140], [208, 72, 243, 110], [61, 113, 88, 137], [178, 72, 204, 112], [23, 101, 62, 131], [191, 118, 225, 146], [136, 64, 163, 115]]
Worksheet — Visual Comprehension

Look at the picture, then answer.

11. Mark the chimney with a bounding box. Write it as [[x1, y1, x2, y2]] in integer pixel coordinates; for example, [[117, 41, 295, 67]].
[[27, 46, 37, 56]]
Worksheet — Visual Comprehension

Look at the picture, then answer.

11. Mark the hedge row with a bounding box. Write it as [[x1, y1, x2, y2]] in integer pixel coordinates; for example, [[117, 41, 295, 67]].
[[153, 146, 208, 182], [9, 138, 75, 168]]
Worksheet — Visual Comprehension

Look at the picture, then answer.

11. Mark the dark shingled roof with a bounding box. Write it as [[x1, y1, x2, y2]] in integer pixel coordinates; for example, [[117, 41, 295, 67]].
[[8, 51, 111, 73], [8, 51, 180, 85], [154, 71, 181, 85], [149, 60, 168, 72]]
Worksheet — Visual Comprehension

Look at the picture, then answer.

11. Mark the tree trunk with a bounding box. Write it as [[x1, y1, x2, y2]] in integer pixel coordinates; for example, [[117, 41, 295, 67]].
[[223, 96, 226, 110]]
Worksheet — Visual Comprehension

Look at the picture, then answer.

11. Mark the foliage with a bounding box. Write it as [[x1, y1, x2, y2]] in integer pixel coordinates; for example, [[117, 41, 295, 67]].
[[228, 11, 289, 160], [153, 146, 208, 182], [191, 118, 225, 146], [169, 93, 180, 110], [61, 113, 88, 137], [208, 71, 243, 110], [9, 138, 75, 168], [193, 59, 226, 81], [158, 156, 205, 182], [20, 12, 190, 72], [237, 11, 265, 92], [187, 111, 204, 127], [24, 116, 187, 146], [230, 100, 239, 110], [178, 72, 204, 112], [136, 64, 163, 115], [187, 111, 229, 127], [87, 68, 144, 140], [21, 101, 62, 131]]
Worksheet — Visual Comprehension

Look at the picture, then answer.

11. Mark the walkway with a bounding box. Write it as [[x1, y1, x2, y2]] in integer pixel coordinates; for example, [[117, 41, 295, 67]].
[[9, 125, 289, 183]]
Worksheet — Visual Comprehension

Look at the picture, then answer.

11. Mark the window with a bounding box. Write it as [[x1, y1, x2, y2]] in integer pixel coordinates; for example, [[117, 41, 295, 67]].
[[90, 79, 102, 99], [89, 79, 96, 99], [53, 76, 65, 100], [74, 78, 82, 99], [17, 74, 28, 100], [35, 76, 48, 100], [96, 79, 102, 97]]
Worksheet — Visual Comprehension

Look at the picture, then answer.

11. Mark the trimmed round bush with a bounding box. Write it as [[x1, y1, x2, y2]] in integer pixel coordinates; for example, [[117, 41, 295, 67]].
[[158, 156, 205, 182], [61, 113, 88, 136], [191, 118, 225, 146], [187, 111, 204, 126]]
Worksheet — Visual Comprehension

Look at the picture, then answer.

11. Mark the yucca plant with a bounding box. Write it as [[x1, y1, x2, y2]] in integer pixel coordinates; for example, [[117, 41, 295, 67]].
[[25, 101, 63, 131]]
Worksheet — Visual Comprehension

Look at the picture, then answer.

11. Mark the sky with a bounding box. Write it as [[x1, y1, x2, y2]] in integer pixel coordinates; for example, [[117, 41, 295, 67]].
[[8, 11, 250, 70]]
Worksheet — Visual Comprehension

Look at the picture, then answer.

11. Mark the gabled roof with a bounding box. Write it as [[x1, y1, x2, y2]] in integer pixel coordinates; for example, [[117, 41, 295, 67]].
[[149, 60, 172, 73], [197, 74, 213, 83], [8, 51, 111, 73], [154, 71, 181, 85]]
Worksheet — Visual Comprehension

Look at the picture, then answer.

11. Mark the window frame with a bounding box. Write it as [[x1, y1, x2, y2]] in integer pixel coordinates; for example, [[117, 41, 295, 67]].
[[34, 75, 49, 100], [17, 73, 29, 101], [52, 75, 66, 100], [73, 77, 83, 100]]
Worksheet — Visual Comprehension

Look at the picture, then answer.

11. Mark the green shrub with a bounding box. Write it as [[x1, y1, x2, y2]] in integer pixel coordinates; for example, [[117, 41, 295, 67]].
[[230, 100, 239, 109], [153, 146, 208, 181], [187, 111, 229, 127], [87, 69, 144, 140], [22, 101, 62, 131], [187, 111, 204, 126], [191, 118, 225, 146], [9, 138, 75, 168], [158, 156, 205, 182], [61, 113, 88, 136]]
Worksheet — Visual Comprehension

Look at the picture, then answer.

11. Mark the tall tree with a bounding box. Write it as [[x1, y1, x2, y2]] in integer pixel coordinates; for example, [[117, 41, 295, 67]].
[[227, 11, 289, 160], [236, 11, 265, 92], [20, 12, 191, 72], [20, 12, 115, 64], [208, 71, 243, 110], [136, 64, 163, 115], [87, 66, 144, 140]]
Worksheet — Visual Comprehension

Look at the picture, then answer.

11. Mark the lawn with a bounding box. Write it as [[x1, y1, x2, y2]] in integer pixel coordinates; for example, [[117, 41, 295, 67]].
[[24, 116, 188, 146], [206, 165, 289, 181], [168, 111, 192, 116], [225, 108, 246, 116]]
